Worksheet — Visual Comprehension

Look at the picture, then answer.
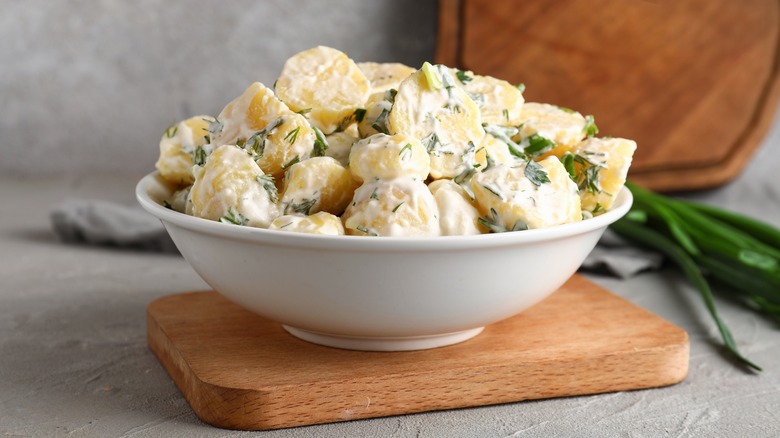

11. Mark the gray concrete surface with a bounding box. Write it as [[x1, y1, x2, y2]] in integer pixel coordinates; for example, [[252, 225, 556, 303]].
[[3, 0, 780, 436], [0, 0, 436, 179]]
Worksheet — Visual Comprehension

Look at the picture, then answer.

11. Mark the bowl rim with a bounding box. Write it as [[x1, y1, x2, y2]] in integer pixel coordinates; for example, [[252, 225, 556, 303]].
[[136, 171, 633, 251]]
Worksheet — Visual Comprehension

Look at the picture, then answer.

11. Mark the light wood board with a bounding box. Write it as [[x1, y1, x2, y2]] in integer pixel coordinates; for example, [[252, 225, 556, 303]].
[[436, 0, 780, 192], [147, 274, 688, 430]]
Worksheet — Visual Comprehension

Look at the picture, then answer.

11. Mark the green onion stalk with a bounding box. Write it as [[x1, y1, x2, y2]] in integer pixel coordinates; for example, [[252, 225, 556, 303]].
[[609, 182, 780, 372]]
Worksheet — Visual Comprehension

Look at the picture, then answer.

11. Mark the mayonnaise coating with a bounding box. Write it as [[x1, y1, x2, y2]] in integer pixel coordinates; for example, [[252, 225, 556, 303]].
[[471, 156, 581, 230], [428, 179, 483, 235], [349, 133, 430, 183], [189, 145, 280, 228], [343, 178, 441, 237], [281, 156, 358, 216], [155, 116, 213, 185], [269, 212, 345, 235]]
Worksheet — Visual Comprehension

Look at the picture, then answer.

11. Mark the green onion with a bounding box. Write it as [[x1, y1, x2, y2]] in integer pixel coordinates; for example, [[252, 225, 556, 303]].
[[609, 181, 780, 372]]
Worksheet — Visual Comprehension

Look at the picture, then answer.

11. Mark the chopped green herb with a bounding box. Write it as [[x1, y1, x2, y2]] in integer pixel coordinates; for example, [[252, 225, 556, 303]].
[[312, 126, 329, 157], [524, 133, 555, 158], [514, 83, 526, 93], [456, 70, 473, 84], [422, 132, 442, 154], [164, 122, 178, 138], [284, 127, 300, 145], [282, 156, 300, 170], [483, 123, 526, 159], [206, 118, 223, 136], [354, 108, 367, 123], [245, 117, 284, 157], [392, 202, 404, 213], [524, 159, 551, 186], [399, 143, 413, 160], [220, 207, 248, 226], [355, 225, 378, 236], [286, 197, 317, 215], [481, 183, 503, 199], [468, 93, 486, 106], [583, 115, 599, 137], [370, 187, 379, 200], [421, 62, 443, 90], [371, 108, 391, 134], [192, 146, 207, 166], [592, 202, 605, 215], [297, 108, 312, 116], [502, 108, 510, 122], [256, 174, 278, 203], [561, 152, 603, 193], [384, 88, 397, 103]]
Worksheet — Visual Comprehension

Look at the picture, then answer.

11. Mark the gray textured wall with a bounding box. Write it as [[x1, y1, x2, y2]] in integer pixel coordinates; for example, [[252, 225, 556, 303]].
[[1, 0, 437, 179]]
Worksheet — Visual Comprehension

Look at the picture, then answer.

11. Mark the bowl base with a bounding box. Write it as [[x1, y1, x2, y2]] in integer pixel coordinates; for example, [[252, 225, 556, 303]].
[[282, 325, 485, 351]]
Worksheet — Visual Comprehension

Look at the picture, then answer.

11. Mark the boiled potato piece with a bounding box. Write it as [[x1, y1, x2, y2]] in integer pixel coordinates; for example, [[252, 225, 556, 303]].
[[474, 132, 516, 170], [269, 212, 345, 235], [517, 102, 589, 158], [471, 156, 581, 230], [275, 46, 371, 134], [210, 82, 315, 176], [389, 63, 485, 179], [349, 133, 430, 183], [189, 145, 280, 228], [569, 137, 637, 214], [155, 116, 213, 185], [324, 129, 359, 167], [453, 70, 525, 126], [343, 178, 440, 237], [281, 156, 359, 216], [358, 62, 415, 94], [428, 179, 483, 235]]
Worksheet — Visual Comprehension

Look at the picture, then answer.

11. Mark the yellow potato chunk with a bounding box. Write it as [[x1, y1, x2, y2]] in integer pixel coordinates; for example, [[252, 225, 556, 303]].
[[281, 156, 359, 216], [189, 145, 280, 228], [517, 102, 588, 158], [211, 82, 315, 176], [324, 129, 358, 167], [269, 212, 345, 235], [453, 70, 525, 126], [570, 137, 637, 214], [349, 133, 430, 183], [155, 116, 213, 185], [275, 46, 371, 134], [428, 179, 483, 235], [343, 179, 440, 237], [474, 133, 516, 169], [471, 156, 581, 230], [389, 64, 485, 179], [358, 62, 415, 94]]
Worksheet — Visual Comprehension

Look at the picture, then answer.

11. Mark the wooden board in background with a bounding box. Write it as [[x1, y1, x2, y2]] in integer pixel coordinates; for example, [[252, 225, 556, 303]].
[[437, 0, 780, 192], [147, 275, 688, 430]]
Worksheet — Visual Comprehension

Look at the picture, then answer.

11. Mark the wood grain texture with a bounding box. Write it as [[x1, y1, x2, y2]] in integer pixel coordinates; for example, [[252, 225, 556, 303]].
[[147, 274, 689, 430], [436, 0, 780, 192]]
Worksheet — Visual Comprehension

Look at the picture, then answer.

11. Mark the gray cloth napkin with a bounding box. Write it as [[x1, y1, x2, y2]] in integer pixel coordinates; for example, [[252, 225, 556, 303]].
[[50, 200, 663, 278], [50, 199, 178, 253]]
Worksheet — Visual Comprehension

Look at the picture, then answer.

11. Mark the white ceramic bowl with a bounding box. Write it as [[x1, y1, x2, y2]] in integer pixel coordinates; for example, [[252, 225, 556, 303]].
[[137, 172, 632, 351]]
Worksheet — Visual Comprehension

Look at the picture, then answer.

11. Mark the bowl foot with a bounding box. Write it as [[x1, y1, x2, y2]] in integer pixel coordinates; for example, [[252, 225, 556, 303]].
[[282, 325, 485, 351]]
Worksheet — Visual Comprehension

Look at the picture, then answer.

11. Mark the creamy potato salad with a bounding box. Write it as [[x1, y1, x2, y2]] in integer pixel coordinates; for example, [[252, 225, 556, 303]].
[[155, 46, 636, 237]]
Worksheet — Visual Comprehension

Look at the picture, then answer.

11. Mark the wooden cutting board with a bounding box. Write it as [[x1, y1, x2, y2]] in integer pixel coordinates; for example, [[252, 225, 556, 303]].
[[436, 0, 780, 192], [147, 274, 688, 430]]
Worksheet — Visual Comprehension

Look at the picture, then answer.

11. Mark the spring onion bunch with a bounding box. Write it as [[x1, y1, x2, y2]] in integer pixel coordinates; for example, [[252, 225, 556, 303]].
[[610, 182, 780, 372]]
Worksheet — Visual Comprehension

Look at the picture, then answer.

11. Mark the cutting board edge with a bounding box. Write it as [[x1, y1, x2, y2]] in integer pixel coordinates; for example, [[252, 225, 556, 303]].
[[147, 284, 689, 431]]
